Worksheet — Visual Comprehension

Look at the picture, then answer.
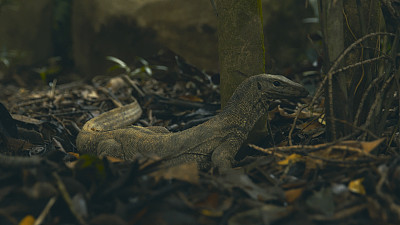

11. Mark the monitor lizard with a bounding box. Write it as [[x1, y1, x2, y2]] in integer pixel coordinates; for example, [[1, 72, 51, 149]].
[[76, 74, 308, 170]]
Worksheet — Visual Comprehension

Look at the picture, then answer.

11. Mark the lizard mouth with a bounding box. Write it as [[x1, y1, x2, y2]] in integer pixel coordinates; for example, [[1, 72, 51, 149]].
[[281, 88, 309, 100]]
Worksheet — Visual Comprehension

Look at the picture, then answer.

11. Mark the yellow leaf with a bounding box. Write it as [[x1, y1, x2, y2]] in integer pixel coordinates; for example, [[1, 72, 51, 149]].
[[19, 215, 35, 225], [278, 154, 302, 165], [201, 209, 223, 217], [67, 152, 80, 158], [348, 178, 366, 195], [318, 114, 326, 125]]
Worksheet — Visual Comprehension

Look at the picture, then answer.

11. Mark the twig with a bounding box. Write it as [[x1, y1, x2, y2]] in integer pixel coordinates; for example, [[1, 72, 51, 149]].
[[290, 32, 396, 142], [376, 165, 400, 220], [122, 74, 146, 97], [33, 196, 58, 225], [353, 71, 386, 126], [250, 141, 377, 157], [52, 172, 88, 225], [328, 73, 336, 140], [327, 32, 394, 75], [288, 105, 307, 146], [311, 32, 395, 105], [361, 72, 396, 139], [387, 71, 400, 148], [331, 55, 389, 75], [266, 107, 275, 147], [0, 154, 56, 168], [330, 117, 379, 139]]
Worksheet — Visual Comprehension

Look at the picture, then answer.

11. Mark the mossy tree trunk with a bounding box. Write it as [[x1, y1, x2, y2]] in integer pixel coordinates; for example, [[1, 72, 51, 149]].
[[215, 0, 266, 142], [216, 0, 265, 107]]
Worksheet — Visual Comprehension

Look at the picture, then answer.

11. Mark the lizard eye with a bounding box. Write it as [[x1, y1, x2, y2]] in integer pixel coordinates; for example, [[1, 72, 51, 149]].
[[273, 81, 281, 87]]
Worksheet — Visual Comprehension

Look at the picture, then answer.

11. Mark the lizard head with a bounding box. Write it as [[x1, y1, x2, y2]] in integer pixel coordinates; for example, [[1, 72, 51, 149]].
[[253, 74, 309, 100]]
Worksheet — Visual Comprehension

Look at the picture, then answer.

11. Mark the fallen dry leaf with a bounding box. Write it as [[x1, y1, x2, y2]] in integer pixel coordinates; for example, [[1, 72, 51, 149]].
[[151, 162, 199, 184], [285, 187, 305, 203], [18, 215, 35, 225], [348, 178, 366, 195], [360, 138, 385, 153], [278, 154, 303, 166]]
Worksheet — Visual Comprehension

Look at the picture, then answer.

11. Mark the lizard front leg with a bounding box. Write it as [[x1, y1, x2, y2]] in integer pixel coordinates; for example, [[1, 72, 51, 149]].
[[211, 139, 241, 172], [96, 139, 125, 159]]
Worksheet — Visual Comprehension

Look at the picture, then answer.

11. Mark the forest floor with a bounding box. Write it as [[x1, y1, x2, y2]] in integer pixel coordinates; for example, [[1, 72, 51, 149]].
[[0, 50, 399, 225]]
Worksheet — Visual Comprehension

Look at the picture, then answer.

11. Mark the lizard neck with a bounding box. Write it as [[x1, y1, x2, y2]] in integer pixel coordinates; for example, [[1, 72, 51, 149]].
[[215, 80, 267, 140]]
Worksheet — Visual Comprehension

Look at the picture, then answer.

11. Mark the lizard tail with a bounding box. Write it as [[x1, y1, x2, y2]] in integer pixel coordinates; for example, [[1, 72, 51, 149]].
[[82, 99, 142, 132]]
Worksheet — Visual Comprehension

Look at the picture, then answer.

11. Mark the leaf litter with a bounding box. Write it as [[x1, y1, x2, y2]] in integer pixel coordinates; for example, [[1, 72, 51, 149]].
[[0, 50, 398, 225]]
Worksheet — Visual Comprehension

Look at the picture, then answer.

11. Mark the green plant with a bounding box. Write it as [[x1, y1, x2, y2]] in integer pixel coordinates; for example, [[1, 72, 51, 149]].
[[106, 56, 167, 79], [33, 57, 62, 83]]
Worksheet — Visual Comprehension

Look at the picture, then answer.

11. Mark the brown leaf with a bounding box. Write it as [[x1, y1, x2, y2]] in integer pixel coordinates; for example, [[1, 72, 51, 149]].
[[360, 138, 385, 153], [12, 114, 43, 125], [151, 162, 199, 184], [285, 187, 305, 203], [178, 95, 204, 102]]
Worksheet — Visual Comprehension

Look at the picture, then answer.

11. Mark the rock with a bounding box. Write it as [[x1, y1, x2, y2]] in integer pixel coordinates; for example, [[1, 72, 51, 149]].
[[0, 0, 53, 66], [72, 0, 218, 76]]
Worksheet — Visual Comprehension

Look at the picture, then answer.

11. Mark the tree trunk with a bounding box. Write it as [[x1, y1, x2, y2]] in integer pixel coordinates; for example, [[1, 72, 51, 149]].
[[216, 0, 265, 107], [216, 0, 267, 143]]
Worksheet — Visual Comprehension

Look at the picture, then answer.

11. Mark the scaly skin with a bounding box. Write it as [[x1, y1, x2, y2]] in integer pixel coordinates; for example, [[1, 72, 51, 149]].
[[76, 74, 308, 170]]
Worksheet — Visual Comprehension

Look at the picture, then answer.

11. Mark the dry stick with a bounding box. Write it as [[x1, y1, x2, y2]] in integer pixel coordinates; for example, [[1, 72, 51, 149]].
[[122, 74, 146, 97], [53, 172, 88, 225], [266, 107, 276, 147], [288, 106, 303, 146], [328, 73, 336, 140], [385, 27, 400, 147], [49, 79, 57, 100], [330, 117, 379, 140], [327, 33, 394, 77], [311, 204, 368, 222], [353, 71, 386, 126], [331, 55, 389, 75], [361, 72, 396, 140], [356, 29, 399, 134], [289, 32, 395, 144], [343, 56, 389, 104], [376, 165, 400, 220], [388, 73, 400, 147], [33, 196, 58, 225], [96, 86, 123, 108], [0, 154, 46, 168], [250, 143, 381, 160], [324, 33, 394, 99]]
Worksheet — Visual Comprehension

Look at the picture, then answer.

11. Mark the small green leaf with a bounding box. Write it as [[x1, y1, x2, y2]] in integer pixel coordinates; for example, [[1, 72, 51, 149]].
[[153, 65, 168, 71], [106, 56, 130, 73], [144, 66, 152, 75], [0, 57, 9, 67], [137, 57, 149, 66]]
